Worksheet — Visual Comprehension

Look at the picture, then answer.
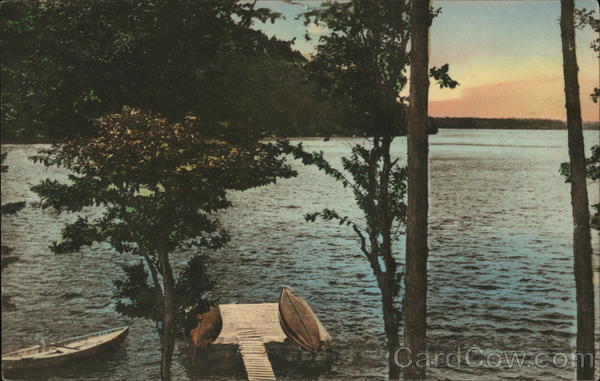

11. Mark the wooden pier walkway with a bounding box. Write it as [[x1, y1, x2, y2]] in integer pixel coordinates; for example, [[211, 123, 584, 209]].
[[237, 328, 276, 381], [210, 302, 330, 381]]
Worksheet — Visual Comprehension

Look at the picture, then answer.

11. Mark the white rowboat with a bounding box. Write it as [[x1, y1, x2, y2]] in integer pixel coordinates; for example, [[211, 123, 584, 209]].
[[2, 326, 129, 371]]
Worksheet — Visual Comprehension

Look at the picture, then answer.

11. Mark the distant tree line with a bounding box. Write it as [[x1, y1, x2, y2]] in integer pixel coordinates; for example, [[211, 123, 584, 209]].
[[433, 117, 599, 130]]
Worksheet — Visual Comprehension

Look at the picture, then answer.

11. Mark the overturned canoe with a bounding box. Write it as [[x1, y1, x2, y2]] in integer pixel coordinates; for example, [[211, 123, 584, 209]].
[[278, 287, 323, 354], [190, 306, 222, 358], [2, 326, 129, 371]]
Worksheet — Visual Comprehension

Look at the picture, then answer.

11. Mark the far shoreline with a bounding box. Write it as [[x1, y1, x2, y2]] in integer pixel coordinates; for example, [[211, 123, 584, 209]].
[[1, 117, 598, 145]]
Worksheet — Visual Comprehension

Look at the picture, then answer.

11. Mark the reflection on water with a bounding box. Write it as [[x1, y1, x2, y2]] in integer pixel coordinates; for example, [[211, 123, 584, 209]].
[[2, 129, 599, 380]]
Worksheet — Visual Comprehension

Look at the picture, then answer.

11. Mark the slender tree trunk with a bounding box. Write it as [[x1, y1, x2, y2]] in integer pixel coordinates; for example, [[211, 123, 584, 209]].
[[379, 135, 401, 379], [158, 250, 176, 381], [138, 244, 164, 305], [382, 273, 400, 379], [404, 0, 430, 380], [559, 1, 596, 379]]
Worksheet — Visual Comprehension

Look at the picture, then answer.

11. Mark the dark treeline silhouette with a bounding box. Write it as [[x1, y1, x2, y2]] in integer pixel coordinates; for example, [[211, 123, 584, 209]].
[[3, 114, 598, 143], [434, 117, 599, 130]]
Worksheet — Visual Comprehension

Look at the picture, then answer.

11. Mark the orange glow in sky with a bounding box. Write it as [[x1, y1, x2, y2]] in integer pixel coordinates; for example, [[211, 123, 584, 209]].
[[257, 1, 600, 122], [429, 78, 599, 121], [427, 1, 599, 122]]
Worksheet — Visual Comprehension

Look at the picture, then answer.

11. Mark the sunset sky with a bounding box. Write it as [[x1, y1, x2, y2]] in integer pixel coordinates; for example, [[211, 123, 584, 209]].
[[255, 0, 599, 121]]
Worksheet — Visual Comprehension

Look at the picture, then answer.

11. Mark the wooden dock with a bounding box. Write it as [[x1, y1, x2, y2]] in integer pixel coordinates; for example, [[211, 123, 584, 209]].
[[237, 328, 276, 381], [214, 303, 287, 345], [211, 302, 331, 381]]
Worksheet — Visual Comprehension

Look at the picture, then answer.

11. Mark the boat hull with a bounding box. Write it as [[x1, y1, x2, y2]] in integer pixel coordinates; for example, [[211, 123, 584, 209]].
[[2, 327, 129, 372], [191, 305, 223, 359], [278, 288, 322, 354]]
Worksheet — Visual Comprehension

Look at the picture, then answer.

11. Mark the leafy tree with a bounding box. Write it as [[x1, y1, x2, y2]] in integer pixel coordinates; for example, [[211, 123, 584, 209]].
[[1, 153, 26, 309], [560, 144, 600, 231], [559, 5, 600, 231], [113, 254, 217, 337], [31, 108, 296, 380], [280, 1, 456, 378], [575, 7, 599, 102], [192, 52, 346, 138], [1, 0, 294, 140], [563, 5, 600, 233], [1, 154, 25, 223], [559, 1, 595, 379]]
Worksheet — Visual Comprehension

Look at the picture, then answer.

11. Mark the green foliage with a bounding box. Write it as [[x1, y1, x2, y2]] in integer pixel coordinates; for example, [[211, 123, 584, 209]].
[[1, 201, 26, 216], [1, 0, 300, 140], [31, 108, 295, 255], [591, 204, 600, 232], [1, 255, 18, 271], [575, 7, 599, 55], [114, 261, 161, 323], [30, 107, 296, 322], [1, 153, 26, 216], [289, 8, 456, 366], [560, 145, 600, 230], [284, 2, 444, 339], [1, 153, 25, 308], [281, 139, 408, 246], [174, 255, 218, 334], [192, 53, 345, 138], [560, 144, 600, 183], [302, 0, 412, 136], [575, 7, 599, 102], [429, 64, 460, 89], [283, 140, 408, 240], [584, 145, 599, 182], [30, 107, 296, 377], [591, 88, 600, 103], [114, 255, 216, 336], [301, 0, 456, 137]]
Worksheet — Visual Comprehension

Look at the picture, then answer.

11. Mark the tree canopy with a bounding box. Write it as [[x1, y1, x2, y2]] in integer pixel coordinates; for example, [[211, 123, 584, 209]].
[[302, 0, 411, 136], [30, 108, 297, 379], [1, 0, 332, 140], [31, 107, 296, 260]]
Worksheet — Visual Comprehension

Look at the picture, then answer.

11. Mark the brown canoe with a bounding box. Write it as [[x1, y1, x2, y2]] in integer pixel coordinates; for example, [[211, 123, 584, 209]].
[[278, 287, 322, 354], [190, 306, 222, 358], [2, 326, 129, 372]]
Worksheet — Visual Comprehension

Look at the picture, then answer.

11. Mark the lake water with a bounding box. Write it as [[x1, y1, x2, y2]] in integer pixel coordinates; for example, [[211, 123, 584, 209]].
[[2, 129, 599, 380]]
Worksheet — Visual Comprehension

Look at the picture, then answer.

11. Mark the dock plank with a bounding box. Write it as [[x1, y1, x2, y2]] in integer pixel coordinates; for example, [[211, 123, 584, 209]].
[[237, 328, 276, 381]]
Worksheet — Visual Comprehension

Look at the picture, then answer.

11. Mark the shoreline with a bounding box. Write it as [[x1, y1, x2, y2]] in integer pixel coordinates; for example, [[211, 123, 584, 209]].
[[3, 126, 599, 145]]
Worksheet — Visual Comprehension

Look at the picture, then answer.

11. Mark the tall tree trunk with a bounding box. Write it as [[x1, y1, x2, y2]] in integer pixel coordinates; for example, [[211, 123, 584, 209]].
[[559, 1, 596, 379], [404, 0, 430, 380], [158, 250, 176, 381]]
